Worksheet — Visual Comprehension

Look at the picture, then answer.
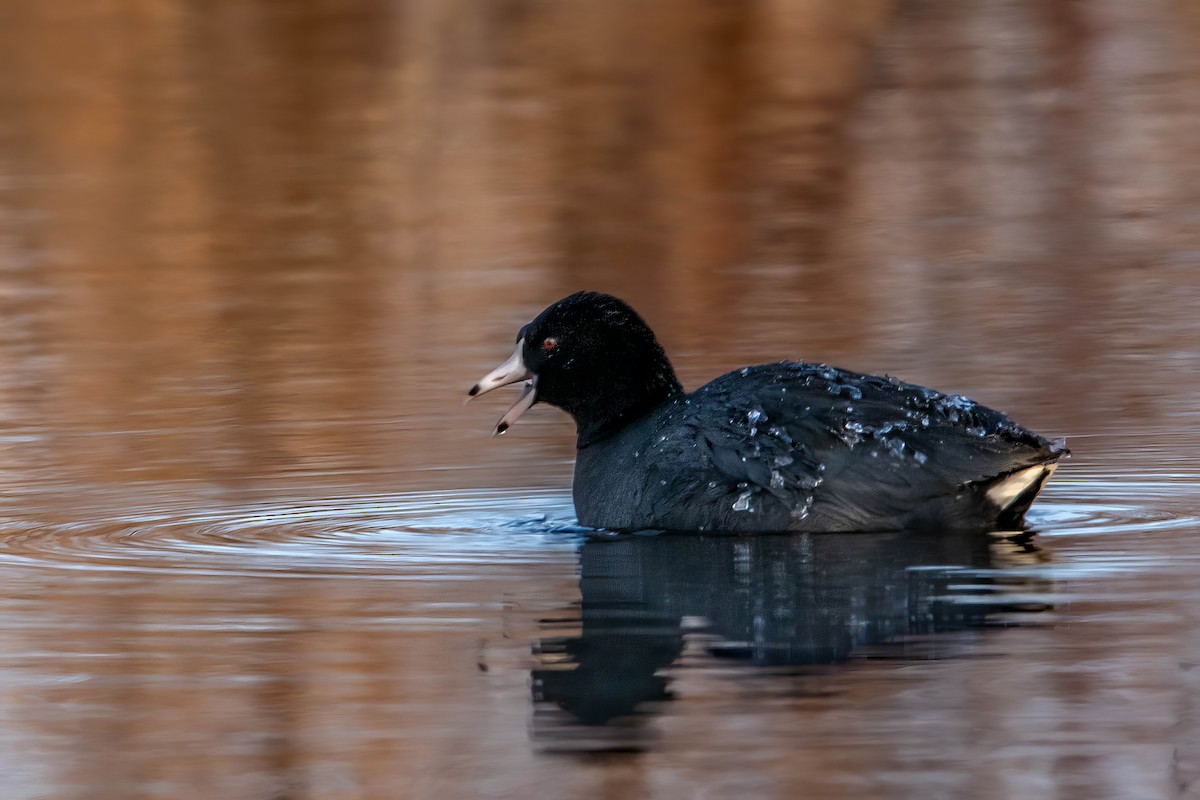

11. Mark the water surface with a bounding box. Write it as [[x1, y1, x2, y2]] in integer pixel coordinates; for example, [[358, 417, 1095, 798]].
[[1, 0, 1199, 798]]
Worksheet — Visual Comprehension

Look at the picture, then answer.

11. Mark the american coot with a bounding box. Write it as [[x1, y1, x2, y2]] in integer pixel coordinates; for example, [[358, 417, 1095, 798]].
[[468, 291, 1067, 532]]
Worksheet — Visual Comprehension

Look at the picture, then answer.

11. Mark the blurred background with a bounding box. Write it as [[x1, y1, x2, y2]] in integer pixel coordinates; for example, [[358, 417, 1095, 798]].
[[0, 1, 1198, 798]]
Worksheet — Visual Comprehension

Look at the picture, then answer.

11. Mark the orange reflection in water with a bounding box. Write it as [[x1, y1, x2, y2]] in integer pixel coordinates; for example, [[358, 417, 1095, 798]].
[[0, 0, 1199, 798]]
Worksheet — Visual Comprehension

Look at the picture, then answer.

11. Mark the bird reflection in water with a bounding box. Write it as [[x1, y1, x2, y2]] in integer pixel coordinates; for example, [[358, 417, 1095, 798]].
[[532, 528, 1049, 751]]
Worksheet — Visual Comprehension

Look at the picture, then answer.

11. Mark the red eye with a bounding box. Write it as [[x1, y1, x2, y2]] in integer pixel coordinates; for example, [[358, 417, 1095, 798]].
[[542, 337, 558, 351]]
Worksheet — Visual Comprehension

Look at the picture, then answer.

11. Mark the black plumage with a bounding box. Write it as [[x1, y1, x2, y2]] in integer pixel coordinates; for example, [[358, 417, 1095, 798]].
[[470, 292, 1067, 532]]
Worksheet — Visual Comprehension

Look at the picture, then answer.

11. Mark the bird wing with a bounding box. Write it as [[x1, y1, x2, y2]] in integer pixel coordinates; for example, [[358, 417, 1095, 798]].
[[644, 363, 1061, 532]]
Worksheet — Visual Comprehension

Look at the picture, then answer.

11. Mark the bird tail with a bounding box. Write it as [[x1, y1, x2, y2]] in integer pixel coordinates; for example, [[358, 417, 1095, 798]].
[[983, 437, 1068, 526]]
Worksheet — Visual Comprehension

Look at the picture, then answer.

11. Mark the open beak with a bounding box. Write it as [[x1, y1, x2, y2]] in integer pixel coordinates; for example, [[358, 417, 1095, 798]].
[[467, 339, 538, 436]]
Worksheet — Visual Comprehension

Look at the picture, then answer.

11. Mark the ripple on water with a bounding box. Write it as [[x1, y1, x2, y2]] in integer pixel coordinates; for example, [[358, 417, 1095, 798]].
[[0, 488, 586, 579], [1016, 465, 1200, 582], [1031, 471, 1200, 536], [0, 460, 1196, 583]]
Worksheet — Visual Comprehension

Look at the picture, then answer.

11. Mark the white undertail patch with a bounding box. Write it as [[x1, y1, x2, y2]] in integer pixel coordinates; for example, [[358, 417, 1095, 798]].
[[986, 464, 1057, 510]]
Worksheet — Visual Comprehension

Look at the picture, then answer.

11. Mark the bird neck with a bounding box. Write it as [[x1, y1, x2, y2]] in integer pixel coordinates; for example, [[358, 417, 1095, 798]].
[[569, 364, 683, 448]]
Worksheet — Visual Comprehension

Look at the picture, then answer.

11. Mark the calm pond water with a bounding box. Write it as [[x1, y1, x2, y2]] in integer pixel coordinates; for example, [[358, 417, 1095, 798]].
[[2, 1, 1200, 798]]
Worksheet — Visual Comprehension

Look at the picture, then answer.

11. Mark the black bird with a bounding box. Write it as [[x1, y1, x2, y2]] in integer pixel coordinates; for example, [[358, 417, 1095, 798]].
[[468, 291, 1067, 532]]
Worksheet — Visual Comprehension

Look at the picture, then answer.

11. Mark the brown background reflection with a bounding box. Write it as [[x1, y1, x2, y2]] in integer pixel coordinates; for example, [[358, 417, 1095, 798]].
[[1, 0, 1195, 492], [0, 1, 1198, 798]]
